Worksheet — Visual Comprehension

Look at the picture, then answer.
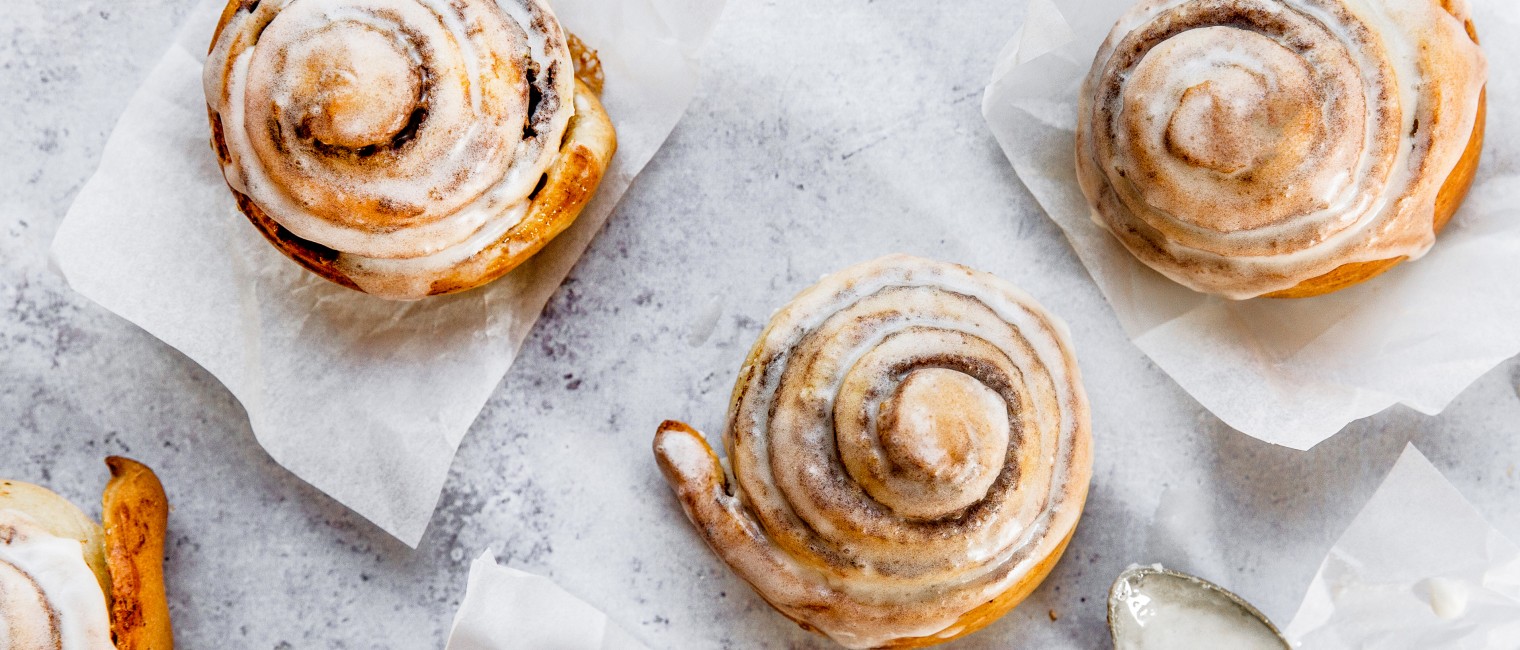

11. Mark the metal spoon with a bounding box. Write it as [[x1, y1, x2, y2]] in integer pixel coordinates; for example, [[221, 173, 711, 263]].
[[1108, 565, 1290, 650]]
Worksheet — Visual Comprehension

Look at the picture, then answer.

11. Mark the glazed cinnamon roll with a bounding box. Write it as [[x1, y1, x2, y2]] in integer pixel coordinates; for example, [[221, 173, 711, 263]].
[[1076, 0, 1487, 299], [0, 458, 173, 650], [654, 255, 1092, 648], [204, 0, 617, 300]]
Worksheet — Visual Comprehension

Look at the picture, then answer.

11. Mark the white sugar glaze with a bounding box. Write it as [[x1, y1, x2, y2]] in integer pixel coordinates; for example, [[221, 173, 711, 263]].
[[0, 510, 115, 650], [205, 0, 575, 295], [1077, 0, 1487, 298], [655, 255, 1093, 648]]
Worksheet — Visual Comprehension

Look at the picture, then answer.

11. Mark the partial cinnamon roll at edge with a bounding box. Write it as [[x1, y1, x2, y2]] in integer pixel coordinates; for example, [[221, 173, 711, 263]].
[[0, 458, 173, 650], [655, 255, 1092, 648]]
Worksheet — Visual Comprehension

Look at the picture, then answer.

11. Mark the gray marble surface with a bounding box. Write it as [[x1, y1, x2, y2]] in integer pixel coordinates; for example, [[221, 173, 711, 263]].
[[5, 0, 1520, 648]]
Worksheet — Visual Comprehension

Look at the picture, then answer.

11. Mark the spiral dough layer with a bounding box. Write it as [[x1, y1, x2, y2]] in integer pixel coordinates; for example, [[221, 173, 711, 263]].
[[205, 0, 615, 299], [1076, 0, 1486, 299], [655, 255, 1092, 648], [0, 511, 115, 650]]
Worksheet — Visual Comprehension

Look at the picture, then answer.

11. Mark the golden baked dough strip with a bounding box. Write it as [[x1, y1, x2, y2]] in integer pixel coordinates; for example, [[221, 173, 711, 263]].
[[102, 457, 173, 650]]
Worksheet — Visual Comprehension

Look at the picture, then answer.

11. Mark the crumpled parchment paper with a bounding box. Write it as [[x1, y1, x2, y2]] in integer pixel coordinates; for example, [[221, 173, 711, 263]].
[[51, 0, 724, 545], [1283, 444, 1520, 648], [446, 551, 648, 650]]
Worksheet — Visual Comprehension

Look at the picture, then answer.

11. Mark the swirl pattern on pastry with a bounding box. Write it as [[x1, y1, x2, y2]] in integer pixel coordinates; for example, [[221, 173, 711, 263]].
[[654, 255, 1092, 648], [205, 0, 616, 299], [0, 510, 116, 650], [1076, 0, 1486, 299]]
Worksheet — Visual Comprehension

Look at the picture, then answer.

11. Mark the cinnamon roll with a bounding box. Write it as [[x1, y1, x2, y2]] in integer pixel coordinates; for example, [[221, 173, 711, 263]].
[[0, 458, 173, 649], [653, 255, 1092, 648], [1076, 0, 1487, 299], [204, 0, 617, 300]]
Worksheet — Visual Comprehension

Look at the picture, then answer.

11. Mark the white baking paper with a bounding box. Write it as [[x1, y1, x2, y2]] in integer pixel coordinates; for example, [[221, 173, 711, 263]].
[[983, 0, 1520, 449], [1283, 444, 1520, 648], [50, 0, 724, 545], [446, 551, 648, 650]]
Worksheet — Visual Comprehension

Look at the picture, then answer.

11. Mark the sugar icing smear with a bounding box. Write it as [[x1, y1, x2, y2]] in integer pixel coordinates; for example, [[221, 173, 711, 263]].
[[654, 255, 1093, 649], [1076, 0, 1487, 299]]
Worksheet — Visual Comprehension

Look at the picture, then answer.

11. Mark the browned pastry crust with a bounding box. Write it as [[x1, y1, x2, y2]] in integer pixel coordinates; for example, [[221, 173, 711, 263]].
[[566, 33, 605, 96], [1265, 51, 1485, 298], [885, 535, 1077, 648], [655, 421, 1082, 648], [102, 457, 173, 650], [207, 3, 617, 299]]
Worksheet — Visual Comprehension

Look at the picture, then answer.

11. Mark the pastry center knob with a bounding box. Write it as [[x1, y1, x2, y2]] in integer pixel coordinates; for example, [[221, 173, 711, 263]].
[[875, 368, 1009, 517], [291, 26, 421, 150], [1160, 29, 1316, 177], [1167, 73, 1275, 175]]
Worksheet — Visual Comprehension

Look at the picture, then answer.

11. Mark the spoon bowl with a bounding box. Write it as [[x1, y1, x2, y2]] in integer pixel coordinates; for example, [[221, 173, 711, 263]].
[[1107, 565, 1289, 650]]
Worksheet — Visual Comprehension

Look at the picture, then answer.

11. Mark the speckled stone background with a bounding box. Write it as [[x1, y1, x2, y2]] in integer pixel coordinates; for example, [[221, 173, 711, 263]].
[[5, 1, 1520, 648]]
